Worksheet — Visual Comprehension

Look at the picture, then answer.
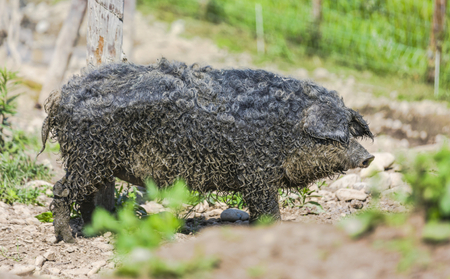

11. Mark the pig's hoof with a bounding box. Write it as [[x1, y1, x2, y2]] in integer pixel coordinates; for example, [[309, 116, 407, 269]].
[[63, 235, 76, 243]]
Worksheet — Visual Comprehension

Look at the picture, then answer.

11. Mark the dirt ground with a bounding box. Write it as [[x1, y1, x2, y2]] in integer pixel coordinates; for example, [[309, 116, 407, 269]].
[[1, 1, 450, 278]]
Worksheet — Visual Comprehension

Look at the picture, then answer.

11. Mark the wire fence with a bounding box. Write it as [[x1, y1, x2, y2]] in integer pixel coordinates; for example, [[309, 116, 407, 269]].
[[139, 0, 448, 93]]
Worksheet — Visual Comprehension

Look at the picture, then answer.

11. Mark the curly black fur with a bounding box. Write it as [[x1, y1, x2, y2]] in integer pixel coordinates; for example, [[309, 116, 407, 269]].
[[41, 59, 373, 242]]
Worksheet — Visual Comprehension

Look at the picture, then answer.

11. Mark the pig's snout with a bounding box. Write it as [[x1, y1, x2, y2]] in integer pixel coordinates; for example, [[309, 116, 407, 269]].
[[359, 154, 375, 168]]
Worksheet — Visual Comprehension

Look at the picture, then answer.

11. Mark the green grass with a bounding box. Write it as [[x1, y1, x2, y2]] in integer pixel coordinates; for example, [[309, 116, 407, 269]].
[[0, 68, 53, 205], [136, 0, 450, 103]]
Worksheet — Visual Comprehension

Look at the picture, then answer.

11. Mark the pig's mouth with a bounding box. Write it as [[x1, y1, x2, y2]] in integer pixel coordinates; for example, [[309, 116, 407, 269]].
[[359, 155, 375, 168]]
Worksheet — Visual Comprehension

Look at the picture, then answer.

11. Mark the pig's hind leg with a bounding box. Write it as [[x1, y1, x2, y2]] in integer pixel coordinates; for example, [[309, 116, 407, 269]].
[[51, 178, 75, 243], [243, 186, 281, 223]]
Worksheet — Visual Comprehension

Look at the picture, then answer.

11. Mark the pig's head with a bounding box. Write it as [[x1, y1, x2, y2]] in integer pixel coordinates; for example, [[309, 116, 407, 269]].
[[283, 100, 374, 186]]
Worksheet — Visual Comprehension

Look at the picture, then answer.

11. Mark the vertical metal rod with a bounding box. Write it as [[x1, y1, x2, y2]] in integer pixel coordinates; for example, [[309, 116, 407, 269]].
[[255, 3, 264, 54], [435, 49, 440, 97]]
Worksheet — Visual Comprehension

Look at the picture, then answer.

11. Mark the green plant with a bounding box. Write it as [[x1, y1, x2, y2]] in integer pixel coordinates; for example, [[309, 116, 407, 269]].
[[0, 68, 20, 148], [0, 68, 53, 205], [85, 179, 217, 278]]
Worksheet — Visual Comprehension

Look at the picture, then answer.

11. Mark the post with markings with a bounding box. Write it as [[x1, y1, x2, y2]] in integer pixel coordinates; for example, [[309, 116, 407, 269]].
[[86, 0, 125, 211]]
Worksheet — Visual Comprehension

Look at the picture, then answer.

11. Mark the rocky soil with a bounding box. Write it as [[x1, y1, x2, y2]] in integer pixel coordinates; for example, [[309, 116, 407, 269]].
[[1, 0, 450, 278]]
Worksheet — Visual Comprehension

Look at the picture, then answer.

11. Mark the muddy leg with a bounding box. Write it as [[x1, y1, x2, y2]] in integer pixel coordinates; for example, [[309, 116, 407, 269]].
[[79, 192, 96, 226], [243, 186, 281, 224], [51, 179, 74, 243]]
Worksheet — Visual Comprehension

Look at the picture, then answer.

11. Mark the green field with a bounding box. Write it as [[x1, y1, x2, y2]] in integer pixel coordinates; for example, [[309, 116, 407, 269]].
[[137, 0, 450, 103]]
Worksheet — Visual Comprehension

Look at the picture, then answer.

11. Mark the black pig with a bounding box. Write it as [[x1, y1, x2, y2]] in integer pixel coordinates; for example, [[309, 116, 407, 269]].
[[41, 59, 374, 243]]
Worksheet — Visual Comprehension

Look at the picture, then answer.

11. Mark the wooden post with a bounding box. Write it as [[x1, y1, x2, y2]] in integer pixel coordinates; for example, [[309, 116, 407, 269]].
[[86, 0, 124, 212], [123, 0, 135, 60], [311, 0, 322, 47], [86, 0, 124, 68], [38, 0, 87, 106], [426, 0, 446, 88]]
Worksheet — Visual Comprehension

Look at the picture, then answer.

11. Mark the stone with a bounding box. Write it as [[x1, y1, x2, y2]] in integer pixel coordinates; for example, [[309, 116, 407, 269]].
[[35, 255, 46, 267], [87, 260, 107, 276], [65, 246, 76, 253], [360, 160, 384, 178], [372, 152, 395, 169], [141, 201, 164, 214], [335, 189, 368, 201], [220, 208, 249, 222], [389, 173, 406, 188], [350, 200, 364, 209], [25, 218, 40, 225], [352, 182, 369, 191], [10, 264, 36, 276], [94, 243, 114, 252], [206, 209, 222, 217], [381, 185, 412, 199], [367, 172, 392, 192], [329, 174, 361, 190], [193, 200, 209, 213], [44, 236, 58, 244], [0, 265, 11, 272], [43, 250, 56, 261], [9, 219, 26, 225]]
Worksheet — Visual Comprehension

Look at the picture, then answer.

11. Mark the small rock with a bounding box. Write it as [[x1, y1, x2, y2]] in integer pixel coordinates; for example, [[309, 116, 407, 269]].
[[43, 251, 56, 261], [360, 160, 384, 178], [352, 182, 369, 191], [220, 208, 249, 222], [141, 201, 164, 214], [389, 173, 406, 188], [381, 185, 412, 199], [193, 200, 209, 213], [35, 255, 45, 267], [25, 218, 40, 225], [329, 174, 361, 190], [10, 264, 36, 276], [350, 200, 364, 209], [94, 243, 114, 252], [103, 232, 112, 238], [335, 189, 368, 201], [88, 260, 107, 276], [9, 219, 26, 225], [367, 172, 392, 192], [206, 209, 222, 217], [44, 236, 57, 244], [65, 246, 76, 253]]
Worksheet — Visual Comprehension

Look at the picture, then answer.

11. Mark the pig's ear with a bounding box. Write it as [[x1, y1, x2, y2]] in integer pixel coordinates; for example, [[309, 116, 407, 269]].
[[303, 103, 350, 144], [349, 109, 374, 139]]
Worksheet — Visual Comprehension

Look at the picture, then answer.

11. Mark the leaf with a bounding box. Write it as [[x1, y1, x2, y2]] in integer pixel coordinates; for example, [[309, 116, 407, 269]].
[[439, 183, 450, 216], [306, 201, 324, 212], [422, 222, 450, 243], [35, 211, 54, 223]]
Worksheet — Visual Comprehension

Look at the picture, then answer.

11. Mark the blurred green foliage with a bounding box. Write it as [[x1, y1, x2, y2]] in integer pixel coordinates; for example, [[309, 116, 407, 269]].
[[341, 145, 450, 244], [85, 179, 217, 278], [0, 68, 53, 205], [137, 0, 450, 100]]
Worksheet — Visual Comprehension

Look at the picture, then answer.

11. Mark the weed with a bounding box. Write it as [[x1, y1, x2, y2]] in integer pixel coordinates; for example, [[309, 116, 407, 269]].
[[85, 179, 217, 278], [0, 68, 53, 205]]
